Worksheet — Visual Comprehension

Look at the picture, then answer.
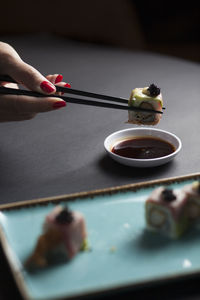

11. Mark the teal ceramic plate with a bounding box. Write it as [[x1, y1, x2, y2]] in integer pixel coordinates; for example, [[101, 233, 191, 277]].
[[1, 173, 200, 300]]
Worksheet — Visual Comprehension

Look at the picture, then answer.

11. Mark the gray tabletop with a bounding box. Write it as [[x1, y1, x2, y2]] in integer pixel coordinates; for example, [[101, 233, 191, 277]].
[[0, 34, 200, 300]]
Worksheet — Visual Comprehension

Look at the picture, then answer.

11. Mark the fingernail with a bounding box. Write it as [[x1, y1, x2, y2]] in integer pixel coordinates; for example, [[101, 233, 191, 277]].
[[61, 83, 71, 95], [55, 74, 63, 84], [64, 83, 71, 88], [40, 81, 55, 93], [53, 101, 66, 109]]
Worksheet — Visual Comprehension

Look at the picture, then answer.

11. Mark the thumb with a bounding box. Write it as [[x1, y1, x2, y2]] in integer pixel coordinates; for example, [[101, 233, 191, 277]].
[[7, 60, 56, 95]]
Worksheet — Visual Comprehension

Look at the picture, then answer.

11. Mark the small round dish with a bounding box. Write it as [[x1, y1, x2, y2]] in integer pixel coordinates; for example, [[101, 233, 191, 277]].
[[104, 128, 182, 168]]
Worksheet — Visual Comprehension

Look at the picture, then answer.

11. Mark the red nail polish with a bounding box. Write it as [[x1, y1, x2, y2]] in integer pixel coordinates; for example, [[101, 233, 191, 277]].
[[64, 83, 71, 88], [40, 81, 55, 93], [55, 74, 63, 84], [53, 101, 66, 109]]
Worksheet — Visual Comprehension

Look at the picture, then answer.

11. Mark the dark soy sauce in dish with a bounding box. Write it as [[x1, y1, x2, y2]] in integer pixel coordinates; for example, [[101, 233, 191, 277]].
[[111, 136, 176, 159]]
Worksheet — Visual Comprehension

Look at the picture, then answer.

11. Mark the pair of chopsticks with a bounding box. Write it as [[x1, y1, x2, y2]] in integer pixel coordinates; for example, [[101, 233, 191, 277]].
[[0, 75, 164, 114]]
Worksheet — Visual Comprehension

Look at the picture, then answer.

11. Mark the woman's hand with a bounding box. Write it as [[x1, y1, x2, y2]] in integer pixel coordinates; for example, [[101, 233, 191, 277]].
[[0, 42, 70, 122]]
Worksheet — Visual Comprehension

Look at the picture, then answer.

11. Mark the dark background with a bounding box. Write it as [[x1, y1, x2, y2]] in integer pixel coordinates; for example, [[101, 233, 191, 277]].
[[0, 0, 200, 62]]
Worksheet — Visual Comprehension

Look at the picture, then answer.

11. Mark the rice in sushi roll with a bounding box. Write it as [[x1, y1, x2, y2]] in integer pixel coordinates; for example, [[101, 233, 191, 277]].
[[145, 187, 189, 238], [26, 205, 87, 268], [128, 84, 163, 125], [183, 181, 200, 221]]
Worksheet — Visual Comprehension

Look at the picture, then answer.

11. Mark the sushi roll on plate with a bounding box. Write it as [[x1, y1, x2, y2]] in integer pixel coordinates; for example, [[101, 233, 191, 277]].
[[145, 187, 189, 238], [183, 181, 200, 221], [26, 205, 88, 268], [128, 84, 163, 125]]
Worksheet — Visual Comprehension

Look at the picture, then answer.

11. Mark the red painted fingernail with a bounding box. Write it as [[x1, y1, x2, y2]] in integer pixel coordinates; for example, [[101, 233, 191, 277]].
[[53, 101, 66, 109], [64, 83, 71, 88], [55, 74, 63, 84], [40, 81, 55, 93]]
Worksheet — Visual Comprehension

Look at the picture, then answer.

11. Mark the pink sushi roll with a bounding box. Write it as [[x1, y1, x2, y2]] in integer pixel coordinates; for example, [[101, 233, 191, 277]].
[[145, 187, 189, 238], [26, 205, 87, 268]]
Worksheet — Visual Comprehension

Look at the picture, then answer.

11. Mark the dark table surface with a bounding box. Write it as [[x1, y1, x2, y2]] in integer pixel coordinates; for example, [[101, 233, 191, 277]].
[[0, 34, 200, 300]]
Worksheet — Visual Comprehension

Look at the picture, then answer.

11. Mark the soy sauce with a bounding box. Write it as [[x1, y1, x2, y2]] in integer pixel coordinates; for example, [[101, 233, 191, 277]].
[[111, 136, 176, 159]]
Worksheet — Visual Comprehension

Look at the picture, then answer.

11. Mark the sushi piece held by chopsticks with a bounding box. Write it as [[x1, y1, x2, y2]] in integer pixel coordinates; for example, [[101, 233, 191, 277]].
[[128, 84, 163, 125]]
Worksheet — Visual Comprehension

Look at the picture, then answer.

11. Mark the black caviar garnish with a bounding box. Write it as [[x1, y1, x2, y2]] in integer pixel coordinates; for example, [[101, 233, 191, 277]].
[[161, 188, 176, 202], [55, 207, 74, 224], [147, 84, 160, 97]]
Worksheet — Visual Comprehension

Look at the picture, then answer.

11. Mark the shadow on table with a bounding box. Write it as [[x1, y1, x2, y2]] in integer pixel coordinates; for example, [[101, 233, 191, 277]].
[[98, 154, 175, 181], [132, 226, 200, 252]]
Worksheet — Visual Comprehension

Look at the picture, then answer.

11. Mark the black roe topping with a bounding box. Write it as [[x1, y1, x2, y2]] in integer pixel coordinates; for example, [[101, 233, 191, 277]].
[[55, 207, 74, 224], [147, 84, 160, 97], [161, 188, 176, 202]]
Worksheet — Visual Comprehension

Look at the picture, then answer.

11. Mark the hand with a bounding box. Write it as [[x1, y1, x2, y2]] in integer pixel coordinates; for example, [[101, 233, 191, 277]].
[[0, 42, 70, 122]]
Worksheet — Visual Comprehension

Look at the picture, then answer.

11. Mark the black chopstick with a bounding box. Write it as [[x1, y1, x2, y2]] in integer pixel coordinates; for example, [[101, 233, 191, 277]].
[[0, 86, 163, 114], [0, 75, 165, 109], [0, 75, 164, 113], [0, 75, 128, 104]]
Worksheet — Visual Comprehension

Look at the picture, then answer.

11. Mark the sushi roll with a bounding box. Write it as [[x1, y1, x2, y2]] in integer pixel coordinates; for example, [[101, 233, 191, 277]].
[[128, 84, 163, 125], [145, 187, 189, 238], [26, 205, 87, 268], [183, 181, 200, 221]]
